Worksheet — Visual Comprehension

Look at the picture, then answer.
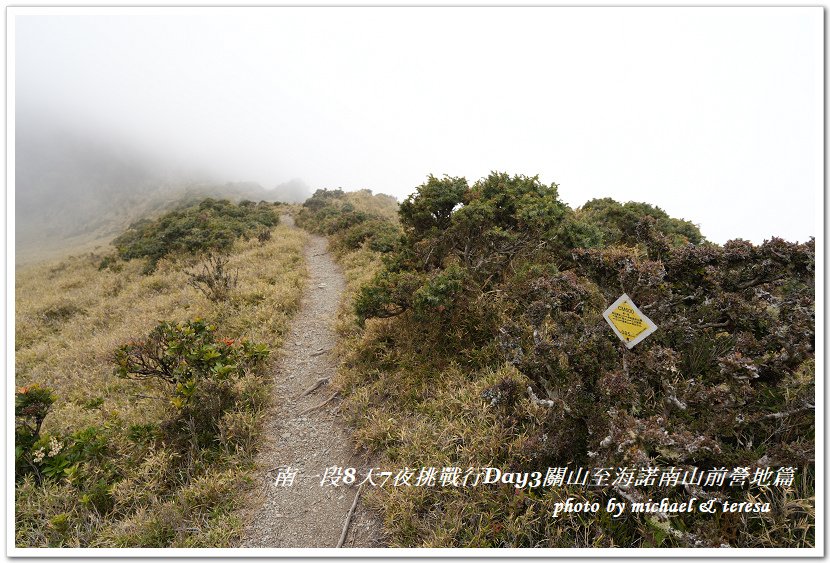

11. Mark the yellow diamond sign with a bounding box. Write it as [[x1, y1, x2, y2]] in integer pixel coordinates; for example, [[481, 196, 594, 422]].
[[603, 293, 657, 349]]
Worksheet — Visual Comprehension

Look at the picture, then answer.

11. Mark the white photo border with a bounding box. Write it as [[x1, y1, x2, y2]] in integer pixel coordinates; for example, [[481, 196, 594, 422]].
[[5, 4, 824, 560]]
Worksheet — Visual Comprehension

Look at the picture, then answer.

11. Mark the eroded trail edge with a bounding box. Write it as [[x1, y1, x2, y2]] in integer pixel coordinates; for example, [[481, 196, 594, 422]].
[[239, 217, 383, 548]]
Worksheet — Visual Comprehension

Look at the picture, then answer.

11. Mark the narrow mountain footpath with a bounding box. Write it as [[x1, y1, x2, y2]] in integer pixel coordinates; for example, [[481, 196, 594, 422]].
[[239, 216, 383, 548]]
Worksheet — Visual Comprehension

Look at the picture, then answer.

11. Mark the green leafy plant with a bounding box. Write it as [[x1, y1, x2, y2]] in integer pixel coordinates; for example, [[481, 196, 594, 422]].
[[113, 319, 269, 408], [113, 319, 270, 450], [15, 384, 56, 463], [113, 198, 280, 272], [296, 188, 402, 256]]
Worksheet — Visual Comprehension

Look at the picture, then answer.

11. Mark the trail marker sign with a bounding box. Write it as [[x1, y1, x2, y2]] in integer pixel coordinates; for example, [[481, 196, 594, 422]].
[[603, 293, 657, 349]]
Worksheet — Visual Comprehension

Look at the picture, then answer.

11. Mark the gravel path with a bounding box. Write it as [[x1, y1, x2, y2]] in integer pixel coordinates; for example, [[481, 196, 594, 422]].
[[238, 216, 384, 548]]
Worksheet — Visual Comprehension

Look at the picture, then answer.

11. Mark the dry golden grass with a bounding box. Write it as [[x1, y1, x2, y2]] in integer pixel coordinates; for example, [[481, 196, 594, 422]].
[[15, 221, 308, 547], [343, 189, 399, 222], [16, 223, 307, 435], [333, 246, 384, 341]]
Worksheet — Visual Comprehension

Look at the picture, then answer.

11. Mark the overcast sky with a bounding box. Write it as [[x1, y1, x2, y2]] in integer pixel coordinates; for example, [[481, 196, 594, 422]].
[[14, 7, 822, 244]]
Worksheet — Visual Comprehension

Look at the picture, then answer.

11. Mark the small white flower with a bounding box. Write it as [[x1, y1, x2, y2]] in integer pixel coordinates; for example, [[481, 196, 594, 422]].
[[48, 436, 62, 457]]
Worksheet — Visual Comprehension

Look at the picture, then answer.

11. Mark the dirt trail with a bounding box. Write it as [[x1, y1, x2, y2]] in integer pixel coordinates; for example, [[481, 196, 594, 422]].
[[238, 215, 384, 548]]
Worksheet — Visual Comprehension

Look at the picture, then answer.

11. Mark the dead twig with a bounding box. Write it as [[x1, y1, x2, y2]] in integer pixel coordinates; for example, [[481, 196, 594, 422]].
[[527, 386, 555, 408], [527, 386, 572, 413], [300, 392, 340, 415], [131, 393, 166, 402], [697, 320, 730, 330], [764, 405, 814, 419], [186, 253, 238, 302], [301, 376, 330, 397], [337, 483, 364, 548]]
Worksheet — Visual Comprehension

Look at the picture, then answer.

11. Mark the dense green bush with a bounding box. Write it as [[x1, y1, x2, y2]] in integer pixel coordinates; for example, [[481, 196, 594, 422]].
[[336, 172, 814, 548], [300, 187, 345, 212], [339, 219, 401, 253], [296, 188, 402, 255], [357, 173, 704, 326], [113, 199, 279, 272], [114, 319, 269, 446], [578, 197, 703, 247]]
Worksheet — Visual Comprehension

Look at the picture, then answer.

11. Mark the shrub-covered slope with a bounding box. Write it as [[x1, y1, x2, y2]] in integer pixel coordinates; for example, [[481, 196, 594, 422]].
[[295, 188, 400, 254], [15, 200, 307, 547], [113, 198, 281, 272], [303, 173, 815, 548]]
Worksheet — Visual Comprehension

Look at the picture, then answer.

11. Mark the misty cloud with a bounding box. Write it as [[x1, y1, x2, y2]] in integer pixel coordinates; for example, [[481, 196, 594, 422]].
[[13, 8, 821, 249]]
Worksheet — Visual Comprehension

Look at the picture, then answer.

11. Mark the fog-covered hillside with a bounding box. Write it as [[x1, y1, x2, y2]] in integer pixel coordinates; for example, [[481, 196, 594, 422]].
[[15, 113, 311, 262]]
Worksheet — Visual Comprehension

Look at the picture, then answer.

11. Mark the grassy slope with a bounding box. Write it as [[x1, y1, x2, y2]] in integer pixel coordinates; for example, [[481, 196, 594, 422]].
[[15, 218, 307, 547], [16, 182, 297, 266]]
